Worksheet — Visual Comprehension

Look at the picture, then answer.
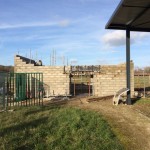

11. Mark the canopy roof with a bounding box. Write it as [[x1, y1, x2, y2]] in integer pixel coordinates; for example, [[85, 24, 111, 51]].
[[106, 0, 150, 32]]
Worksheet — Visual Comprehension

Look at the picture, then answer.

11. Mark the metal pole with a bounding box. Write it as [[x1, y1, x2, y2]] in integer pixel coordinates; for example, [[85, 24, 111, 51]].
[[89, 78, 90, 97], [81, 74, 83, 94], [3, 74, 6, 109], [74, 75, 76, 96], [10, 73, 11, 107], [143, 70, 145, 98], [50, 53, 51, 66], [6, 73, 9, 109], [12, 73, 14, 107], [39, 74, 40, 105], [126, 29, 131, 105], [30, 49, 31, 64], [42, 73, 43, 106]]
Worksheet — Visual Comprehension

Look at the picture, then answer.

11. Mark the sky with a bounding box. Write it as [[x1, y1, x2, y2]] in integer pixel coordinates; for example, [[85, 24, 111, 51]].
[[0, 0, 150, 67]]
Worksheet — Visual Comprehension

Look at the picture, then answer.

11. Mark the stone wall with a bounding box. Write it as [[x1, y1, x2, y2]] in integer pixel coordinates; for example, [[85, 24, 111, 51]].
[[92, 62, 134, 97], [14, 55, 70, 96], [14, 55, 134, 97]]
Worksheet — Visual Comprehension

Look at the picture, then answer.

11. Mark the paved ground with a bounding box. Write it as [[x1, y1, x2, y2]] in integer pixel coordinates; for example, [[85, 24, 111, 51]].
[[67, 97, 150, 150]]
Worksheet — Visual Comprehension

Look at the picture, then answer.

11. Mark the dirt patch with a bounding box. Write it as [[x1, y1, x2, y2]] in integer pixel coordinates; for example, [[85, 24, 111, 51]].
[[68, 97, 150, 150]]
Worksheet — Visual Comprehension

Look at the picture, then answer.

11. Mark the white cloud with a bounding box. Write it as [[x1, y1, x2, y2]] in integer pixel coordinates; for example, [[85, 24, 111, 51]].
[[0, 15, 94, 30], [99, 47, 119, 53], [102, 31, 125, 47], [0, 19, 70, 29], [0, 22, 55, 29], [101, 30, 149, 47], [59, 19, 70, 27], [97, 57, 125, 65]]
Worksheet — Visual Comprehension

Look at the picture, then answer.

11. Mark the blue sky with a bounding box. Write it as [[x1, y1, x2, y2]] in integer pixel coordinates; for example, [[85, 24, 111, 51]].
[[0, 0, 150, 67]]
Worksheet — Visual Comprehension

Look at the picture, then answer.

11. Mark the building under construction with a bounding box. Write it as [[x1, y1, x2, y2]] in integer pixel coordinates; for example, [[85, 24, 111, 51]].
[[14, 55, 134, 97], [0, 55, 134, 109]]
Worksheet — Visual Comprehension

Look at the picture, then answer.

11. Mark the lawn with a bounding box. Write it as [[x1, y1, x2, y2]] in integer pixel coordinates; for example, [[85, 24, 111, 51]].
[[132, 98, 150, 118], [134, 98, 150, 104], [134, 75, 150, 89], [0, 106, 124, 150]]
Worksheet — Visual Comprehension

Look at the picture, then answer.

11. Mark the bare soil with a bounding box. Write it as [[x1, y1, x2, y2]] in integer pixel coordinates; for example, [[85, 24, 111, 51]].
[[67, 97, 150, 150]]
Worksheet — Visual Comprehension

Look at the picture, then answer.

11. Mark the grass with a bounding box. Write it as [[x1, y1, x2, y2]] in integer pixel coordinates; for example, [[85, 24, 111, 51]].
[[134, 76, 150, 88], [0, 106, 124, 150], [134, 98, 150, 104], [132, 98, 150, 118]]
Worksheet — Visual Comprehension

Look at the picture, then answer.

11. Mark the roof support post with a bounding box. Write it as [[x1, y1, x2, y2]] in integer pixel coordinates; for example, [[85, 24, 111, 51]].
[[126, 29, 131, 105]]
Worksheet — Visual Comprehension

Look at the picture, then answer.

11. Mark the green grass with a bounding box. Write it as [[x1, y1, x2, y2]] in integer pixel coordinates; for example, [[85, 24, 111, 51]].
[[133, 98, 150, 118], [134, 76, 150, 88], [134, 98, 150, 104], [0, 106, 123, 150]]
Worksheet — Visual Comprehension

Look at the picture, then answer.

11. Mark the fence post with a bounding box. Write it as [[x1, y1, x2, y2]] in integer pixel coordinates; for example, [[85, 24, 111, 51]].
[[89, 80, 90, 97], [143, 70, 145, 98], [74, 76, 76, 96]]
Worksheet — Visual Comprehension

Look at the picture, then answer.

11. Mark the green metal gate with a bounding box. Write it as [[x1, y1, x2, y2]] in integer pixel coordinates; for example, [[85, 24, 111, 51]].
[[0, 73, 6, 110], [16, 73, 27, 101], [0, 72, 43, 110]]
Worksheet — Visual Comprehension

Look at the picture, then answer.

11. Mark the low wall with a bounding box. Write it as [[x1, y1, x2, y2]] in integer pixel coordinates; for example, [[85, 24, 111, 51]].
[[92, 62, 134, 97], [14, 55, 70, 96], [14, 55, 134, 98]]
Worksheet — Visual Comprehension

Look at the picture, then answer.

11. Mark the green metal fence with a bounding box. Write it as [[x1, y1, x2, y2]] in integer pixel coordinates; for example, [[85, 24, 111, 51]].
[[0, 72, 43, 110], [0, 73, 6, 110]]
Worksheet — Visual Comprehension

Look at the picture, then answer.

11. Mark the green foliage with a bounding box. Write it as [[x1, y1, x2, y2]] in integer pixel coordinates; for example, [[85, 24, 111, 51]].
[[0, 106, 124, 150]]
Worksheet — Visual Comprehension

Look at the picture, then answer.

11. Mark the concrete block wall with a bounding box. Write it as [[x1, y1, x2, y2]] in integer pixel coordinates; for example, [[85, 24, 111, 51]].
[[92, 62, 134, 97], [14, 55, 70, 96], [14, 55, 134, 98]]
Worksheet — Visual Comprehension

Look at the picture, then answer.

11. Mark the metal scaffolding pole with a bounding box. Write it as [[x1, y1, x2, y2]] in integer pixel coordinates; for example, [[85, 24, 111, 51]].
[[126, 29, 131, 105]]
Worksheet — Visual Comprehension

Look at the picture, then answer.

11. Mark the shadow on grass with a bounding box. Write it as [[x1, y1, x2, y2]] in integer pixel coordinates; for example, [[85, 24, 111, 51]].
[[24, 105, 61, 116], [14, 144, 34, 150], [87, 95, 114, 103], [44, 99, 68, 106], [132, 97, 141, 105], [0, 117, 48, 137]]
